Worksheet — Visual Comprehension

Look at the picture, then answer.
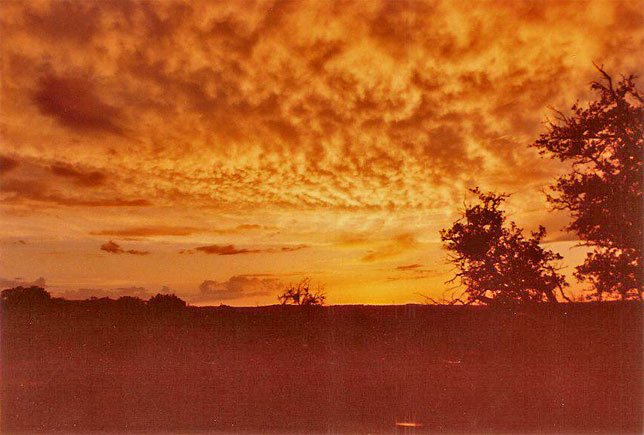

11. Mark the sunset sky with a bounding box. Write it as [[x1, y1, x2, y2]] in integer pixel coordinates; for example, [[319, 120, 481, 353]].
[[1, 0, 642, 305]]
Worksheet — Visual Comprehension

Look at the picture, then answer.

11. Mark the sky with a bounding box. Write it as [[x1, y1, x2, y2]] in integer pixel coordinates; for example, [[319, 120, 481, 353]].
[[0, 0, 642, 305]]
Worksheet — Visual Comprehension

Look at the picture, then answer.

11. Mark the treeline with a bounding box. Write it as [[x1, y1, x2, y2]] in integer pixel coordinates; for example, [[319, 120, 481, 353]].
[[1, 286, 187, 313], [0, 280, 328, 313]]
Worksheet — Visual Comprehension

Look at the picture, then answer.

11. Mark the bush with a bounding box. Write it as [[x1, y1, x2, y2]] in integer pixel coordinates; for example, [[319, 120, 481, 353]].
[[147, 293, 187, 312], [278, 278, 326, 306]]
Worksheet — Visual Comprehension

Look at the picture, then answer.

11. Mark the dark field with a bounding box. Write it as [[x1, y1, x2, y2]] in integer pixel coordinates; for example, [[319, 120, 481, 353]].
[[2, 301, 642, 433]]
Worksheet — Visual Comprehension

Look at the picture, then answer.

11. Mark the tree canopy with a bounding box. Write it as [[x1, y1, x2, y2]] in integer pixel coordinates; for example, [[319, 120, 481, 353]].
[[440, 188, 568, 305], [533, 67, 642, 300]]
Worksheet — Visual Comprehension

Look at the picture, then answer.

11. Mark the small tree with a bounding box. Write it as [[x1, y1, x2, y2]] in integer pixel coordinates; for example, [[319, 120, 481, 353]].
[[440, 188, 569, 305], [278, 278, 326, 306], [532, 66, 642, 300]]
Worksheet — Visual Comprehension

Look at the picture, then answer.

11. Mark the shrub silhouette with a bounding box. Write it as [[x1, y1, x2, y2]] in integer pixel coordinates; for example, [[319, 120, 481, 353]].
[[1, 286, 52, 307], [278, 278, 326, 306], [147, 293, 187, 312], [532, 66, 642, 301], [440, 188, 569, 305]]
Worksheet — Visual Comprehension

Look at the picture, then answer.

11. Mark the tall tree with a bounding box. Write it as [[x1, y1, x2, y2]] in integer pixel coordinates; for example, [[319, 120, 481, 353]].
[[532, 66, 642, 300], [440, 188, 568, 305]]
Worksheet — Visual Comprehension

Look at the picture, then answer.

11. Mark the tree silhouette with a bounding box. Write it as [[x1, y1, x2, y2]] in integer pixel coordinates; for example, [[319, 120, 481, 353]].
[[440, 188, 569, 305], [532, 66, 642, 300], [147, 293, 187, 312], [278, 278, 326, 306], [1, 286, 52, 307], [114, 295, 146, 312]]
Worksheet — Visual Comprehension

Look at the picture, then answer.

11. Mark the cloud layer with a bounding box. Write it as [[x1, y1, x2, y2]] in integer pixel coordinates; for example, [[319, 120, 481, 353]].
[[3, 1, 641, 213]]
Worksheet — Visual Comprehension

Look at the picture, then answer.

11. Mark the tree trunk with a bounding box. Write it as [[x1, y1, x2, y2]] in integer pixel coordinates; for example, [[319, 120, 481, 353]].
[[544, 289, 559, 303]]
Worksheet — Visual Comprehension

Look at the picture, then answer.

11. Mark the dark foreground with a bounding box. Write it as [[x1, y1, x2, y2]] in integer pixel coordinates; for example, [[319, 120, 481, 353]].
[[2, 301, 642, 433]]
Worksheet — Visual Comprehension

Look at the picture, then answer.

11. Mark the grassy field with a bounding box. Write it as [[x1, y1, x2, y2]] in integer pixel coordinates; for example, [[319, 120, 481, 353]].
[[2, 301, 642, 433]]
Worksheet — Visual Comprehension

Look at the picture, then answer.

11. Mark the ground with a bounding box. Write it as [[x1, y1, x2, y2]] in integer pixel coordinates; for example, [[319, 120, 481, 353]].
[[1, 301, 642, 433]]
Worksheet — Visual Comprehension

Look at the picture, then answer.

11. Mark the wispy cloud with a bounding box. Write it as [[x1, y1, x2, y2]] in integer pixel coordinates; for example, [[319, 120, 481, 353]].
[[183, 244, 309, 256], [388, 264, 436, 281], [396, 263, 423, 271], [90, 224, 279, 239], [50, 163, 107, 187], [100, 241, 150, 256], [361, 233, 418, 262]]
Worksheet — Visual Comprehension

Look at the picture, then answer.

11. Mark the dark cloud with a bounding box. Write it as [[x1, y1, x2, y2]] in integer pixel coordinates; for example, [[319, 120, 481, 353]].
[[190, 243, 308, 255], [194, 275, 283, 302], [0, 178, 151, 207], [388, 265, 436, 281], [0, 156, 19, 175], [0, 238, 28, 246], [34, 74, 123, 134], [100, 240, 149, 256], [277, 245, 309, 253], [396, 263, 423, 271], [50, 163, 107, 187], [194, 244, 261, 255]]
